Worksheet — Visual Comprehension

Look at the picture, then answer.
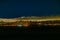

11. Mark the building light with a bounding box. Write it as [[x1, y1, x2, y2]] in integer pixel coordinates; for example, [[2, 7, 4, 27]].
[[18, 24, 23, 28]]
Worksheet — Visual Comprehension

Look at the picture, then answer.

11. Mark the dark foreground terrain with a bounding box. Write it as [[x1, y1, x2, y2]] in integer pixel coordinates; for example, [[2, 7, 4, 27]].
[[0, 25, 60, 39]]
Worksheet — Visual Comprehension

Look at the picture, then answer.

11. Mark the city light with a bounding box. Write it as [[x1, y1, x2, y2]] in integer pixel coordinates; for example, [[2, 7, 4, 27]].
[[0, 16, 59, 27]]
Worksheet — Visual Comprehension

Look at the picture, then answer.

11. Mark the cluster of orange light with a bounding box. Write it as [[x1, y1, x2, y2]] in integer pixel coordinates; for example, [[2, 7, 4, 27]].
[[22, 23, 29, 27]]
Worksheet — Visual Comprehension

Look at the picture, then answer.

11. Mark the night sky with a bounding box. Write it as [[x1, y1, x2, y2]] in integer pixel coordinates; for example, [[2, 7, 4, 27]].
[[0, 0, 60, 18]]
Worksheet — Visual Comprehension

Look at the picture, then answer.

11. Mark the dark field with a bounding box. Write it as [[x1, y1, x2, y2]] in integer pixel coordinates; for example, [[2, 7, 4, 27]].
[[0, 26, 60, 39]]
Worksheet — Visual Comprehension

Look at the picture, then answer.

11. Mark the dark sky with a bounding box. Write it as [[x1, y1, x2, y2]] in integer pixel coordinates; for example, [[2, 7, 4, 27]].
[[0, 0, 60, 18]]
